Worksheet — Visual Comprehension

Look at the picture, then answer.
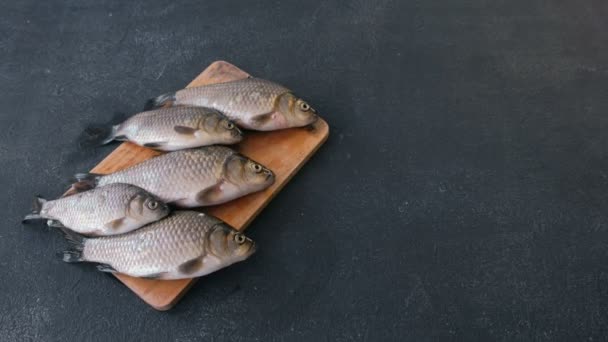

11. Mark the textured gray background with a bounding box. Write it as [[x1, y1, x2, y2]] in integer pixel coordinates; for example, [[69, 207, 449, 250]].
[[2, 0, 608, 341]]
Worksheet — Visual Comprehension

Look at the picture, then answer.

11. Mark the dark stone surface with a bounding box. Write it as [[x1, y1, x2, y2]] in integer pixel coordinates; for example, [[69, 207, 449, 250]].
[[1, 0, 608, 340]]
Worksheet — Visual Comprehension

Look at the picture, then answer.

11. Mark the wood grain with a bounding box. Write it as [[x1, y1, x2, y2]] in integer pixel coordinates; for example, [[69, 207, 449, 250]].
[[69, 61, 329, 310]]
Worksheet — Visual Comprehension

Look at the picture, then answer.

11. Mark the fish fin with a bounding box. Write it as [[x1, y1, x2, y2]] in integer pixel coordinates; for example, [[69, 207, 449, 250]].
[[96, 264, 117, 273], [70, 181, 94, 193], [47, 219, 65, 228], [78, 111, 128, 147], [196, 182, 224, 205], [107, 217, 125, 230], [178, 257, 204, 275], [22, 195, 47, 223], [305, 123, 317, 132], [144, 92, 176, 110], [251, 112, 274, 126], [174, 126, 198, 135], [60, 228, 86, 263], [143, 142, 167, 148], [62, 251, 82, 263], [73, 173, 102, 188], [167, 201, 185, 210], [142, 272, 166, 279], [80, 125, 119, 148]]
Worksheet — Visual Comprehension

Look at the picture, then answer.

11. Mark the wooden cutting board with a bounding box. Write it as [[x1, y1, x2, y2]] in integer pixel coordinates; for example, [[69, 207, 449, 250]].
[[67, 61, 329, 310]]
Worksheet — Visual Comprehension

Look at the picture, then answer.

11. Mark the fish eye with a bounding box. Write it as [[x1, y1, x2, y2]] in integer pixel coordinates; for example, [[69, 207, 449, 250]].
[[299, 102, 310, 111], [234, 233, 246, 244], [252, 164, 262, 173], [146, 200, 158, 210], [223, 121, 235, 130]]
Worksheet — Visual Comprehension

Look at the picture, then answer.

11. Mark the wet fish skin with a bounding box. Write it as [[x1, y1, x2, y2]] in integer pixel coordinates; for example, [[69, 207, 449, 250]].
[[74, 146, 275, 207], [62, 211, 256, 280], [147, 78, 318, 131], [103, 107, 242, 151], [22, 183, 170, 236]]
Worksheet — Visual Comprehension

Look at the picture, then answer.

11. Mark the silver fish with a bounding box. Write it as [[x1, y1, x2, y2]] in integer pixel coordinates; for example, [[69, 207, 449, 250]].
[[74, 146, 275, 207], [22, 183, 170, 236], [99, 107, 242, 151], [146, 77, 318, 131], [62, 211, 256, 280]]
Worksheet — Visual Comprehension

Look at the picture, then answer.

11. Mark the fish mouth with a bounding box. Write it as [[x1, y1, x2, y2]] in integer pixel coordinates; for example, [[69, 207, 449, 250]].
[[248, 242, 257, 255], [228, 129, 244, 142], [264, 170, 274, 182], [308, 113, 319, 125]]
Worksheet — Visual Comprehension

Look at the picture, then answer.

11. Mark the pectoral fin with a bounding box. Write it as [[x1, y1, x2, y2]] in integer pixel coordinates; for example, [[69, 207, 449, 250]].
[[96, 264, 117, 273], [107, 217, 125, 230], [196, 182, 224, 205], [251, 112, 274, 126], [178, 258, 204, 275], [47, 219, 65, 228], [142, 272, 167, 279], [143, 142, 167, 148], [174, 126, 198, 135]]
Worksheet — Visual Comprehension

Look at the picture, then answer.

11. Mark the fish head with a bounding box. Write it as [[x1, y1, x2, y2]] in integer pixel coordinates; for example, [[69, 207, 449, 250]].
[[224, 154, 275, 192], [217, 117, 244, 144], [128, 192, 170, 223], [277, 92, 319, 128], [201, 113, 243, 144], [209, 224, 257, 262]]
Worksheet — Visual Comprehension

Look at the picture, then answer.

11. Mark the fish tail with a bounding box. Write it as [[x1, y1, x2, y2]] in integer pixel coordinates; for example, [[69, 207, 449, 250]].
[[61, 228, 87, 263], [22, 195, 47, 223], [93, 124, 119, 145], [144, 92, 176, 110], [78, 112, 128, 148], [72, 173, 102, 190], [102, 125, 119, 144], [79, 125, 117, 148]]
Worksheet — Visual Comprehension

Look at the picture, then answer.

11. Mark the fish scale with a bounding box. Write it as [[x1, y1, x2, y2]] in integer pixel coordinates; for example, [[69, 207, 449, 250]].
[[74, 211, 255, 279], [26, 183, 169, 236], [76, 145, 274, 207], [148, 76, 319, 131], [175, 78, 290, 120], [97, 147, 233, 204], [108, 106, 241, 151]]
